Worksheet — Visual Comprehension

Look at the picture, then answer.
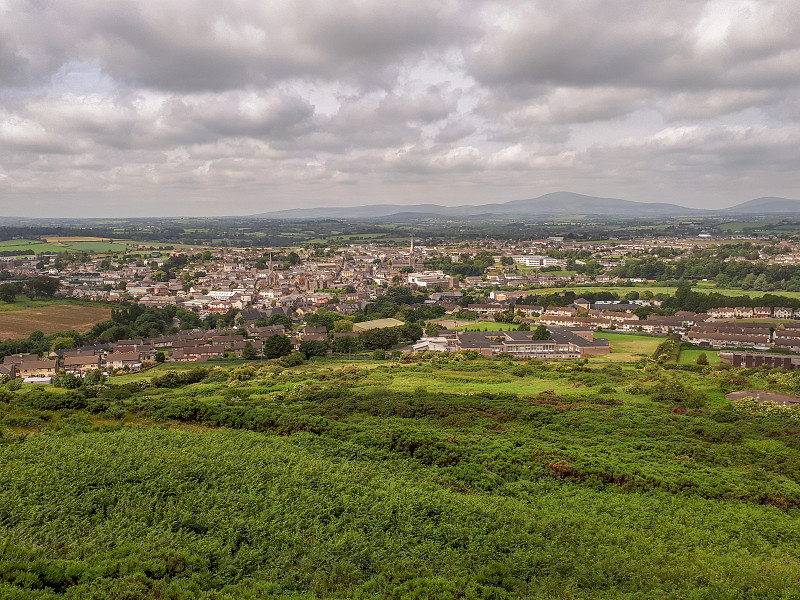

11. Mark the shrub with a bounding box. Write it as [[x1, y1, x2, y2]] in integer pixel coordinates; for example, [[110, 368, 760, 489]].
[[651, 380, 706, 408]]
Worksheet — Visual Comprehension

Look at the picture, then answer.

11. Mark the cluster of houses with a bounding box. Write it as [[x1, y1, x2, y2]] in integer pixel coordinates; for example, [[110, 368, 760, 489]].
[[0, 237, 693, 317], [0, 322, 288, 383]]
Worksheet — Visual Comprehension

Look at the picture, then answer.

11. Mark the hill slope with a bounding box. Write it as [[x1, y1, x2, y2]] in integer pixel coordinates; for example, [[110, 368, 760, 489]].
[[253, 192, 703, 219]]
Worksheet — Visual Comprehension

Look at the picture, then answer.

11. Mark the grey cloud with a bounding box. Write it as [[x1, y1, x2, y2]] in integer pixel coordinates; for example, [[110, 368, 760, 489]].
[[466, 0, 800, 92], [1, 0, 799, 216], [1, 0, 467, 93]]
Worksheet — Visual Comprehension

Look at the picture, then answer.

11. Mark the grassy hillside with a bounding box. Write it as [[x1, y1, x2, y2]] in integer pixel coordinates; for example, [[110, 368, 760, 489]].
[[2, 356, 800, 599]]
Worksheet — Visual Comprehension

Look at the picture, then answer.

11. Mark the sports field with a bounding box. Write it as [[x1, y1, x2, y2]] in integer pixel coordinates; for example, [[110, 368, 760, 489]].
[[0, 303, 111, 338], [593, 332, 663, 361]]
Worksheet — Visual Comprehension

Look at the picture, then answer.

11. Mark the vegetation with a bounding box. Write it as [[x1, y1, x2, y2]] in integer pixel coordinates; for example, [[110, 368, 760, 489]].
[[2, 356, 800, 598]]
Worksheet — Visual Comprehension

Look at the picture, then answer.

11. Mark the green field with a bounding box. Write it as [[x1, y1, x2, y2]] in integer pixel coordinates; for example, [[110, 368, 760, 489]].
[[593, 332, 663, 361], [545, 283, 800, 300], [0, 239, 66, 254], [3, 356, 800, 598], [456, 320, 520, 331], [0, 238, 132, 255], [678, 348, 721, 365]]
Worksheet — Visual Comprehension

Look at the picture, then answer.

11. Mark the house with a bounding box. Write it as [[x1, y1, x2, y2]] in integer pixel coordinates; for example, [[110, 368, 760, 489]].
[[17, 358, 59, 378], [545, 306, 577, 317], [467, 303, 505, 316], [62, 354, 102, 375], [753, 307, 772, 318], [105, 352, 143, 371], [774, 307, 794, 319], [573, 298, 592, 311]]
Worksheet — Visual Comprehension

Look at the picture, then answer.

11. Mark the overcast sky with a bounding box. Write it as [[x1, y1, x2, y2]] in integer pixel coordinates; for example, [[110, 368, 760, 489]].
[[1, 0, 799, 217]]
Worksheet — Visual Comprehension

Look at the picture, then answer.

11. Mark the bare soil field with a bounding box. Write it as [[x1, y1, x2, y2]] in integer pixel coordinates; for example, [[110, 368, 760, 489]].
[[0, 304, 111, 338]]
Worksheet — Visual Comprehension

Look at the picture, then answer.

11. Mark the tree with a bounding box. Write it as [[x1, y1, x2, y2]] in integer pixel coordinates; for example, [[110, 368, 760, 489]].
[[155, 351, 166, 363], [0, 283, 18, 303], [696, 353, 709, 366], [59, 372, 83, 389], [241, 341, 258, 360], [517, 322, 530, 331], [332, 336, 363, 354], [425, 323, 442, 337], [25, 276, 60, 298], [532, 325, 550, 340], [266, 314, 293, 328], [51, 336, 76, 352], [263, 334, 292, 359], [84, 369, 106, 385], [299, 339, 329, 358], [334, 319, 354, 333], [360, 327, 400, 350]]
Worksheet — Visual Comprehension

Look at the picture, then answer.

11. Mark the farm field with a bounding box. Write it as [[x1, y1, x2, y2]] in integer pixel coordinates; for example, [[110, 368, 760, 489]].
[[0, 303, 111, 338], [0, 237, 133, 255], [1, 356, 800, 598]]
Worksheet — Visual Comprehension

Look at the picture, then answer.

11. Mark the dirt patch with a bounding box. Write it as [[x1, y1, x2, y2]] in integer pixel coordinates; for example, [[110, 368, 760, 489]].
[[726, 390, 800, 406], [0, 304, 111, 338]]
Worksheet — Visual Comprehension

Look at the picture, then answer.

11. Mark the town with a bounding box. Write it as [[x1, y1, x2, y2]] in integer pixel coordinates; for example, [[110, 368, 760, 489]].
[[6, 230, 800, 380]]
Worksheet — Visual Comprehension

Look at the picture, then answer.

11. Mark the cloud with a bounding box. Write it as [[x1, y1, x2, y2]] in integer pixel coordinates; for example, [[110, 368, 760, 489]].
[[0, 0, 798, 216]]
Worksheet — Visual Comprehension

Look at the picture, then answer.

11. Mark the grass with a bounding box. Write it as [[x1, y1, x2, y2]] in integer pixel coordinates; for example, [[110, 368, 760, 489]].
[[0, 303, 111, 337], [543, 284, 800, 300], [593, 332, 663, 361], [678, 349, 721, 365], [0, 237, 133, 255], [455, 321, 520, 331]]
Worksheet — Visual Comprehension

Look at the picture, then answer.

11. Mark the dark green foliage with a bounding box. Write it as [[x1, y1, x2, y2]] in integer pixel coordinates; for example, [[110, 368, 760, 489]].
[[299, 339, 329, 358], [3, 359, 800, 598], [279, 351, 305, 367], [264, 313, 292, 327], [24, 276, 60, 298], [151, 368, 208, 388], [650, 379, 707, 408], [241, 341, 258, 360], [332, 335, 364, 354], [263, 334, 292, 359], [0, 282, 19, 303], [532, 325, 550, 340]]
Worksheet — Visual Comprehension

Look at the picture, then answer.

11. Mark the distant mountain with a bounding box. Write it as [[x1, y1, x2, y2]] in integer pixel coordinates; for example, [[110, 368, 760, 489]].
[[253, 192, 800, 220], [477, 192, 704, 217], [253, 192, 704, 219], [725, 197, 800, 214]]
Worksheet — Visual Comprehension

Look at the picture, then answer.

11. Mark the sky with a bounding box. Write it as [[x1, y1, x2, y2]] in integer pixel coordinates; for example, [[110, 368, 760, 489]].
[[0, 0, 799, 217]]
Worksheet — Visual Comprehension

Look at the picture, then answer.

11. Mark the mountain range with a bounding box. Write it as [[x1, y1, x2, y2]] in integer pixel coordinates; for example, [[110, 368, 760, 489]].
[[253, 192, 800, 219]]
